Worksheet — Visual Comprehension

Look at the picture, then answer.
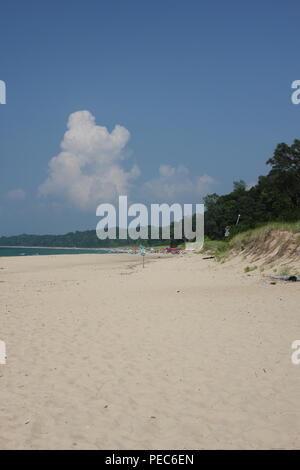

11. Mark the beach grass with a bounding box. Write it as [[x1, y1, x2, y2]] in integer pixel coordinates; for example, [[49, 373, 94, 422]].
[[199, 221, 300, 262], [201, 238, 230, 262], [244, 265, 258, 273], [229, 221, 300, 252]]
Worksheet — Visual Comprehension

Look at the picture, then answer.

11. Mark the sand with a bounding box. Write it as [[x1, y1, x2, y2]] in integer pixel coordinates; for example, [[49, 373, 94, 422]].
[[0, 252, 299, 449]]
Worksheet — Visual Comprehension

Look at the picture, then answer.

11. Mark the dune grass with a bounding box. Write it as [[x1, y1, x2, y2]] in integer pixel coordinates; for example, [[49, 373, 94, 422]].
[[244, 265, 258, 273], [200, 221, 300, 262], [229, 221, 300, 252], [201, 238, 230, 262]]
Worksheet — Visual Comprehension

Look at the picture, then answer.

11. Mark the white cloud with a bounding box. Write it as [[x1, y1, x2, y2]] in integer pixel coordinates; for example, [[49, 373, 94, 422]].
[[39, 110, 216, 209], [143, 165, 216, 203], [6, 188, 26, 200], [39, 110, 140, 210]]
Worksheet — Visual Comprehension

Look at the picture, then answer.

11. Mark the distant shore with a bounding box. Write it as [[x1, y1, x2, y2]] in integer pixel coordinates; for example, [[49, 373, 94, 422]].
[[0, 245, 131, 258], [0, 245, 126, 251]]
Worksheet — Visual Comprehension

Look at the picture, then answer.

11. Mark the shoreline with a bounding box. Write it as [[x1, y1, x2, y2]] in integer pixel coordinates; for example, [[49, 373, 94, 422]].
[[0, 245, 127, 251]]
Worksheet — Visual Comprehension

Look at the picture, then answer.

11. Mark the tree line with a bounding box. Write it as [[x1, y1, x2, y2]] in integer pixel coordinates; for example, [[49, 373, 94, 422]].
[[203, 139, 300, 239], [1, 139, 299, 247]]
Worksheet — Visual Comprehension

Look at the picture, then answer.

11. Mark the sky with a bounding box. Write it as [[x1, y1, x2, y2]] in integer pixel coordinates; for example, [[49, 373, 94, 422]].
[[0, 0, 300, 235]]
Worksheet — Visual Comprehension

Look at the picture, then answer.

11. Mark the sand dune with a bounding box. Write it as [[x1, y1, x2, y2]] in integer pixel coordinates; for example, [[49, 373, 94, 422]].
[[0, 252, 299, 449]]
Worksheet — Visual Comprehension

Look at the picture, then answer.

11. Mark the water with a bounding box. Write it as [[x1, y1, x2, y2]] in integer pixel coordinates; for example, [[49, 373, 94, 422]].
[[0, 247, 115, 257]]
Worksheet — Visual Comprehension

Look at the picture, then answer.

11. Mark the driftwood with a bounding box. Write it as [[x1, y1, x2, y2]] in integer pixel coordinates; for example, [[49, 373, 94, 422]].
[[270, 275, 300, 282]]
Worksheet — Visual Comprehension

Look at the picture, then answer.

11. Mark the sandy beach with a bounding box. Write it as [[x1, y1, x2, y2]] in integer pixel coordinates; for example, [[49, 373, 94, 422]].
[[0, 252, 299, 449]]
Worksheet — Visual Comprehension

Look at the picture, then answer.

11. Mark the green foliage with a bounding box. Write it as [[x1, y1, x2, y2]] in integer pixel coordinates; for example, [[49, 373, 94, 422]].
[[203, 140, 300, 240], [203, 238, 228, 252], [244, 265, 258, 273], [0, 227, 171, 249], [0, 230, 128, 248], [201, 237, 230, 262]]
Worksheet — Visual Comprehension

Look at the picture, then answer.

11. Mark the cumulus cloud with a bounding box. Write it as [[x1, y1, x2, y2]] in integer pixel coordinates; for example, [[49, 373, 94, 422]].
[[6, 188, 26, 200], [39, 110, 216, 209], [39, 110, 140, 210], [142, 165, 216, 203]]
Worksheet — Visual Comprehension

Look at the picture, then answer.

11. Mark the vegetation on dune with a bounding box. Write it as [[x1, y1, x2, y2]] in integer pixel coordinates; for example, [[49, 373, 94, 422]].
[[201, 237, 230, 262], [198, 139, 300, 261], [244, 265, 258, 273], [203, 139, 300, 240], [229, 221, 300, 252], [201, 221, 300, 263]]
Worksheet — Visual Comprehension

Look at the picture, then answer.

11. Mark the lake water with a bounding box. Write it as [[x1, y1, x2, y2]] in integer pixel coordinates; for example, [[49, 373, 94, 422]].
[[0, 247, 114, 257]]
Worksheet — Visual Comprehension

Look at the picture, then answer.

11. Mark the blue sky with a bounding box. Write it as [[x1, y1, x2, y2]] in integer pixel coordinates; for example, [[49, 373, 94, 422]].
[[0, 0, 300, 235]]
